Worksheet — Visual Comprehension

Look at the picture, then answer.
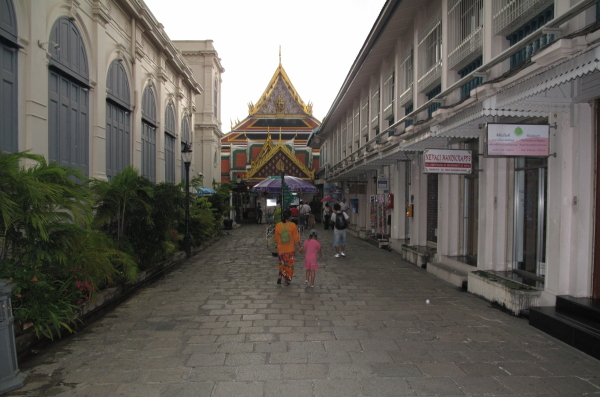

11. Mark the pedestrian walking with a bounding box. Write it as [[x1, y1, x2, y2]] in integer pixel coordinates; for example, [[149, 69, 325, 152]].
[[323, 203, 331, 230], [300, 229, 322, 287], [274, 209, 300, 286], [307, 210, 315, 229], [331, 203, 349, 257], [299, 201, 311, 227], [256, 202, 263, 224]]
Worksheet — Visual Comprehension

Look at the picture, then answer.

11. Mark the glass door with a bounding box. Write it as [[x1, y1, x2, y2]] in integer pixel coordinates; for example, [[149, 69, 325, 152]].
[[463, 141, 479, 258], [514, 157, 547, 277]]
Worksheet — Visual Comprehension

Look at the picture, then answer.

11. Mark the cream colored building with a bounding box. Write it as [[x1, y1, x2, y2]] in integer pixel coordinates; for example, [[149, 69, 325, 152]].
[[0, 0, 222, 185], [174, 40, 224, 188], [310, 0, 600, 307]]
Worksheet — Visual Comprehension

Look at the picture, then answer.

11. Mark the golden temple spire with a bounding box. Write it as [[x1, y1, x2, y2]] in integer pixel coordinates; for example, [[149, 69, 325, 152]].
[[279, 45, 281, 65]]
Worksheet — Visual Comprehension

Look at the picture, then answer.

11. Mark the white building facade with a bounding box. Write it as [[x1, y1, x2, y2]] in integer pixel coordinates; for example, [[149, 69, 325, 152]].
[[174, 40, 224, 188], [0, 0, 221, 184], [310, 0, 600, 306]]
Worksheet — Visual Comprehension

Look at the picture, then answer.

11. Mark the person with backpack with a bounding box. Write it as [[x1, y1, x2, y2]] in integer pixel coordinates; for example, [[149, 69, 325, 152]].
[[274, 209, 300, 286], [331, 203, 349, 257]]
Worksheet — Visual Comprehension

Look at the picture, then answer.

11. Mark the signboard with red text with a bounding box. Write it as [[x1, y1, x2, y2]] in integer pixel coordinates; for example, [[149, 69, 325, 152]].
[[424, 149, 472, 174]]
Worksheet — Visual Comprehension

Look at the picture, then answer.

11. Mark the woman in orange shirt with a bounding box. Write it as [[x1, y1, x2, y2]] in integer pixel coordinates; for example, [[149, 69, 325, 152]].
[[274, 209, 300, 286]]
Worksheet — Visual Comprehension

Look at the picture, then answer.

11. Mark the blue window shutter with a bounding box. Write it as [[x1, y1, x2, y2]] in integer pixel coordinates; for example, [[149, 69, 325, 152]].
[[106, 60, 131, 180], [0, 43, 17, 153]]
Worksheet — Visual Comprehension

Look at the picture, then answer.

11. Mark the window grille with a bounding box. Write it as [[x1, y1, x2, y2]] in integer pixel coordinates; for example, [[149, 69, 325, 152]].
[[448, 0, 483, 70], [405, 103, 414, 128], [493, 0, 554, 36], [398, 47, 414, 106], [418, 10, 442, 93], [341, 123, 347, 159], [459, 56, 483, 100], [347, 114, 353, 152], [426, 85, 442, 118], [354, 106, 360, 145], [361, 96, 369, 137], [507, 5, 554, 69], [164, 105, 176, 183], [371, 86, 380, 129], [383, 68, 395, 121]]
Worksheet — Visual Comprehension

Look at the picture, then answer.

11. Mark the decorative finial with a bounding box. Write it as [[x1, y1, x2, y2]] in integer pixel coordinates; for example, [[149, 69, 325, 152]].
[[279, 45, 281, 65]]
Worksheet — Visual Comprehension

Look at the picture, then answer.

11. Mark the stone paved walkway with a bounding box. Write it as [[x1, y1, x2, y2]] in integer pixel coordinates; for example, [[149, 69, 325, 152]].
[[7, 224, 600, 396]]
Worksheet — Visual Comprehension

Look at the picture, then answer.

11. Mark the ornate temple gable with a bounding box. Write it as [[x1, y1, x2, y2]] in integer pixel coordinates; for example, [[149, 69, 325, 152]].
[[245, 141, 314, 180], [247, 64, 313, 117]]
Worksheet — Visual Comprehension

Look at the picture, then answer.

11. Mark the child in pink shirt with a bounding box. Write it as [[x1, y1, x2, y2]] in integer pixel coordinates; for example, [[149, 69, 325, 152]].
[[300, 229, 322, 287]]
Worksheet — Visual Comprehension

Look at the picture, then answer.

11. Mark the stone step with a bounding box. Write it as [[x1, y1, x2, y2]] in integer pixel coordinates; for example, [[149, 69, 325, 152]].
[[529, 304, 600, 360], [556, 295, 600, 324]]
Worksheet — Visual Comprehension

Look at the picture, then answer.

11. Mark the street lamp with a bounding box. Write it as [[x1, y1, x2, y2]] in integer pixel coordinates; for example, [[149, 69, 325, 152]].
[[182, 143, 192, 258]]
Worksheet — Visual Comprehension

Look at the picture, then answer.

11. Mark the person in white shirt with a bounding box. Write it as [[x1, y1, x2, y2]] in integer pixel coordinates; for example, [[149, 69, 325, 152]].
[[299, 201, 311, 227], [331, 203, 350, 257], [340, 198, 350, 216]]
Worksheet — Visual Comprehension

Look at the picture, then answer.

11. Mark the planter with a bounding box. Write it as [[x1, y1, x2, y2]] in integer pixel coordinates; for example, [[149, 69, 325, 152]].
[[223, 219, 233, 230], [401, 245, 434, 269], [468, 271, 541, 316]]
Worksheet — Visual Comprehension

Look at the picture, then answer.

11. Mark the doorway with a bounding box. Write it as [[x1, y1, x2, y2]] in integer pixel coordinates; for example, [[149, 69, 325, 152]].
[[463, 141, 479, 259], [593, 100, 600, 298], [514, 157, 547, 278]]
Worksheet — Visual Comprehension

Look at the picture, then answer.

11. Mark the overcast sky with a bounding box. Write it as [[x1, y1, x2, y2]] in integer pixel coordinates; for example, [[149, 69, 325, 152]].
[[143, 0, 386, 133]]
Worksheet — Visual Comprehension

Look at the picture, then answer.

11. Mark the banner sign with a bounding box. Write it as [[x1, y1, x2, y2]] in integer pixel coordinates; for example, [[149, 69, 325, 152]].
[[424, 149, 472, 174], [486, 123, 550, 157]]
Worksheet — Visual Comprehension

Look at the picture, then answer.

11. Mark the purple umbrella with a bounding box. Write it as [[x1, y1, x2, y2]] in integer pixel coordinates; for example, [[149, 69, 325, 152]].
[[251, 176, 319, 194]]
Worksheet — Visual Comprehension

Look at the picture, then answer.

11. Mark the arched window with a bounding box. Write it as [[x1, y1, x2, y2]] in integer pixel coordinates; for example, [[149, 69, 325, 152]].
[[141, 85, 157, 183], [47, 17, 89, 174], [0, 0, 18, 153], [106, 60, 131, 180], [181, 116, 190, 182], [164, 104, 176, 183]]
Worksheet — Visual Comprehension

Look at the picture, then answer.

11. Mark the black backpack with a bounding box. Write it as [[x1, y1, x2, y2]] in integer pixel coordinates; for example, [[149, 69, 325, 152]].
[[334, 213, 347, 230]]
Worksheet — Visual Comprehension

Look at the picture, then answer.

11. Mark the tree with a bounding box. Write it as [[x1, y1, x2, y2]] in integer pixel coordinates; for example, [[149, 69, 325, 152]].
[[91, 166, 153, 243]]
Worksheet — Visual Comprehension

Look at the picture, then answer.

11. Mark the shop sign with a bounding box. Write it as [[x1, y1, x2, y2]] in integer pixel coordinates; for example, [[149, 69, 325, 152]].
[[486, 123, 550, 157], [424, 149, 472, 174], [377, 175, 388, 193]]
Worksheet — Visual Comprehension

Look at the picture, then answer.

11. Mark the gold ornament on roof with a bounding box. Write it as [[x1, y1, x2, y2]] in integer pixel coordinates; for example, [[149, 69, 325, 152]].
[[276, 159, 285, 172], [275, 94, 285, 114]]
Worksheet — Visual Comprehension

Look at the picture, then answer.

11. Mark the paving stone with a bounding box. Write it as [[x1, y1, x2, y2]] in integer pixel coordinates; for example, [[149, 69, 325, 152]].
[[454, 376, 511, 395], [417, 362, 468, 377], [372, 363, 424, 377], [496, 376, 560, 394], [541, 376, 600, 394], [360, 377, 415, 396], [161, 382, 215, 397], [406, 377, 464, 396], [328, 363, 375, 379], [313, 379, 363, 397], [212, 381, 263, 397], [282, 364, 328, 380], [236, 364, 282, 381]]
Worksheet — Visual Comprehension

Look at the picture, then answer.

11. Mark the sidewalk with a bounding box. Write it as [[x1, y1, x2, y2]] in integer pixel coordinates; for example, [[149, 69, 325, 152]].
[[7, 224, 600, 396]]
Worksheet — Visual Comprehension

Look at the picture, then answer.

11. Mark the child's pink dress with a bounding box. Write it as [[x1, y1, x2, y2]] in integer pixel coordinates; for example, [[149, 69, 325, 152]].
[[303, 239, 321, 270]]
